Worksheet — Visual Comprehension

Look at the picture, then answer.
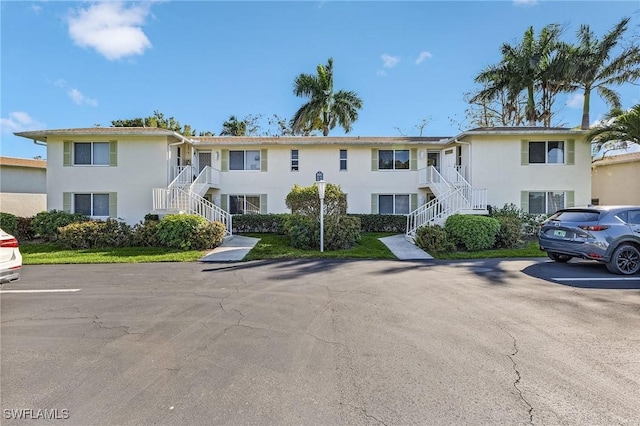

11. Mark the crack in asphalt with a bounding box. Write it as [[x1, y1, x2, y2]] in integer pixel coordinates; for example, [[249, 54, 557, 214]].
[[500, 327, 534, 425], [341, 402, 388, 426], [92, 316, 142, 335]]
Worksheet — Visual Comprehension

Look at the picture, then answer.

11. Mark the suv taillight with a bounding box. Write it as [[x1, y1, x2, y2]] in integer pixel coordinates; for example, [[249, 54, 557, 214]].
[[0, 238, 19, 248], [578, 225, 610, 231]]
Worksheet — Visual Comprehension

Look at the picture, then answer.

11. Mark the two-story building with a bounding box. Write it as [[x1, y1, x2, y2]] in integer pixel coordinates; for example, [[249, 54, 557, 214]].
[[15, 126, 591, 235]]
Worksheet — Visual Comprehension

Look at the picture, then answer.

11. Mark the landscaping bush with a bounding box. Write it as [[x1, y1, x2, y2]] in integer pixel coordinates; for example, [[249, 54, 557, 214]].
[[0, 212, 18, 236], [489, 203, 547, 237], [348, 214, 406, 233], [132, 219, 160, 247], [324, 216, 361, 250], [16, 216, 36, 241], [32, 210, 88, 241], [232, 213, 288, 234], [58, 219, 133, 249], [285, 183, 347, 217], [494, 216, 524, 249], [155, 214, 225, 250], [414, 225, 455, 254], [445, 214, 501, 251], [283, 215, 319, 249]]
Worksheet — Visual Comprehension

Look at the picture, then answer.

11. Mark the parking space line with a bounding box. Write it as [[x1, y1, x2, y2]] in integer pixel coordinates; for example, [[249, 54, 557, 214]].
[[552, 277, 640, 282], [0, 289, 82, 294]]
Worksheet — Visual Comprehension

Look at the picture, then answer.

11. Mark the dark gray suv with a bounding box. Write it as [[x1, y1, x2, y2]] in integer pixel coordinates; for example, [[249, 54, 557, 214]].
[[539, 206, 640, 275]]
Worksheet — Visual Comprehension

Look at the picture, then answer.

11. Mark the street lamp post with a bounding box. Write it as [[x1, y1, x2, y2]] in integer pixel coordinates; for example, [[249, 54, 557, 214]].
[[316, 171, 326, 252]]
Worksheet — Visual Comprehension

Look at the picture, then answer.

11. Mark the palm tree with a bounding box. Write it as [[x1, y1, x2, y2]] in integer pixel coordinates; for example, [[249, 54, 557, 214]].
[[220, 115, 246, 136], [567, 18, 640, 129], [292, 58, 363, 136], [473, 25, 562, 126], [586, 104, 640, 154]]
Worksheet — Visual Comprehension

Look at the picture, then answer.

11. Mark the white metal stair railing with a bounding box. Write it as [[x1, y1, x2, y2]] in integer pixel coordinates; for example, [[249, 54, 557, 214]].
[[190, 166, 220, 197], [152, 187, 232, 236], [406, 187, 466, 236], [169, 165, 194, 190], [419, 166, 451, 196]]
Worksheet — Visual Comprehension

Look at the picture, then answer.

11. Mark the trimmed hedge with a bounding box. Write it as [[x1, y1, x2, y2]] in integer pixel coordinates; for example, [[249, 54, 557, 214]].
[[58, 220, 133, 249], [445, 214, 501, 251], [494, 216, 523, 249], [414, 225, 455, 254], [348, 214, 406, 233], [0, 212, 18, 236], [283, 214, 361, 250], [155, 214, 225, 250], [232, 214, 288, 234], [32, 210, 89, 241]]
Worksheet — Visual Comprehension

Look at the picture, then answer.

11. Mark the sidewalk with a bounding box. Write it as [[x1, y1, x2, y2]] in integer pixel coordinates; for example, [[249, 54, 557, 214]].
[[200, 233, 433, 262]]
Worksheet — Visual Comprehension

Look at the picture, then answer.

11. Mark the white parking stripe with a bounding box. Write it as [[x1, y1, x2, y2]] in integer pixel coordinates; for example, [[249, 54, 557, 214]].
[[553, 277, 640, 282], [0, 289, 82, 294]]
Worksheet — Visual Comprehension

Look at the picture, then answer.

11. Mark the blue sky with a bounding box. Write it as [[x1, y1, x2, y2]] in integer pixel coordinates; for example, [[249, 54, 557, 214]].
[[1, 0, 639, 160]]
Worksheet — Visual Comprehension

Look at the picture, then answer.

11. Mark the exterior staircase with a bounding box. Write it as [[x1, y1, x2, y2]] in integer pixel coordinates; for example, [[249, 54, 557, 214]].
[[406, 166, 487, 237], [152, 165, 232, 236]]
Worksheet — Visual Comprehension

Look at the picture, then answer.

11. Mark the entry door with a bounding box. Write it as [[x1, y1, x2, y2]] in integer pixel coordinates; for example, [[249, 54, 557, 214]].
[[442, 148, 458, 182], [198, 152, 212, 173], [427, 152, 440, 171]]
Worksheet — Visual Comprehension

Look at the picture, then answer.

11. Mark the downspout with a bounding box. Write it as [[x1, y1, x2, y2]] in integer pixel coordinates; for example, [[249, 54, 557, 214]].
[[33, 139, 47, 146]]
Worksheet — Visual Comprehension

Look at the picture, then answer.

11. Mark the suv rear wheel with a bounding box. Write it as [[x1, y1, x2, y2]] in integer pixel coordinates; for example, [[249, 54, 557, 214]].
[[606, 244, 640, 275], [548, 252, 572, 263]]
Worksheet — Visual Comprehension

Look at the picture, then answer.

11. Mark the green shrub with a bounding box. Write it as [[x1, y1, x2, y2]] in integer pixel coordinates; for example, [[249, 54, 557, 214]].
[[348, 214, 406, 233], [445, 214, 501, 251], [324, 216, 361, 250], [285, 183, 347, 217], [489, 203, 546, 237], [283, 215, 319, 249], [232, 214, 288, 234], [16, 216, 36, 241], [32, 210, 89, 241], [155, 214, 225, 250], [132, 219, 160, 247], [0, 212, 18, 236], [414, 225, 455, 254], [58, 219, 133, 249], [494, 216, 524, 249]]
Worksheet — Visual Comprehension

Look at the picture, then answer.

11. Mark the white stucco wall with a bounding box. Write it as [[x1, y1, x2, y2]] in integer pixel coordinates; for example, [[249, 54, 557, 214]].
[[0, 193, 46, 217], [591, 156, 640, 205], [200, 143, 441, 214], [46, 135, 172, 224], [466, 132, 591, 211], [0, 165, 46, 193]]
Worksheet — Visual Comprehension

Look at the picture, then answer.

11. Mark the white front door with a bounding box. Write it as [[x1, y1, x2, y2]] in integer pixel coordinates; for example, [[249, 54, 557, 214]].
[[442, 147, 457, 182], [198, 151, 212, 174]]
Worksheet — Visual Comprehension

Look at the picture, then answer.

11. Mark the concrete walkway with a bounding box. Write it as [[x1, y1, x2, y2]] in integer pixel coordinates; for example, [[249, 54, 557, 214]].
[[200, 234, 432, 262], [379, 234, 434, 260]]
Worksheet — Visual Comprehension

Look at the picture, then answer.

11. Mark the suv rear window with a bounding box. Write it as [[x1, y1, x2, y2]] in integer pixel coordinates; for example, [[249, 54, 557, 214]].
[[548, 210, 601, 222]]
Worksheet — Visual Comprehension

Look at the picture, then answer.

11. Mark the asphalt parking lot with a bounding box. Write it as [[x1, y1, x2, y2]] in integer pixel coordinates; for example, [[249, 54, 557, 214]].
[[1, 259, 639, 425]]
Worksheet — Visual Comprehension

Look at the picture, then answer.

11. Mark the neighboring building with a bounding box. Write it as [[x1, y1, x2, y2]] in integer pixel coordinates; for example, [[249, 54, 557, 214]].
[[14, 127, 591, 235], [0, 156, 47, 217], [591, 151, 640, 205]]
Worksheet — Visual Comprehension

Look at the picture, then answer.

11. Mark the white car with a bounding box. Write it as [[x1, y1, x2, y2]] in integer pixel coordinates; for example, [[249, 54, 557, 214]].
[[0, 228, 22, 283]]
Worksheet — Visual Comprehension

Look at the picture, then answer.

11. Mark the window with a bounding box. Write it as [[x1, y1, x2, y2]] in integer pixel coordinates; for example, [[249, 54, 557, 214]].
[[379, 150, 409, 170], [229, 150, 261, 170], [379, 194, 410, 215], [528, 191, 565, 214], [229, 195, 261, 214], [291, 149, 299, 171], [340, 150, 347, 171], [528, 141, 564, 164], [74, 142, 109, 165], [74, 193, 109, 217]]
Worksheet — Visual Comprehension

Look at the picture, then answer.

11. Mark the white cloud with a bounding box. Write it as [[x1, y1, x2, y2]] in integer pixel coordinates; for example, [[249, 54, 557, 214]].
[[54, 78, 66, 88], [376, 70, 387, 77], [513, 0, 538, 6], [68, 88, 98, 107], [67, 1, 153, 60], [31, 4, 43, 14], [415, 51, 433, 65], [566, 93, 584, 109], [381, 54, 400, 68], [0, 112, 45, 134]]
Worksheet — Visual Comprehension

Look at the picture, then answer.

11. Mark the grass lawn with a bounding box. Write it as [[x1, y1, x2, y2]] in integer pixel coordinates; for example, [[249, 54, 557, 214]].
[[242, 232, 397, 260], [21, 243, 205, 265], [432, 239, 545, 260]]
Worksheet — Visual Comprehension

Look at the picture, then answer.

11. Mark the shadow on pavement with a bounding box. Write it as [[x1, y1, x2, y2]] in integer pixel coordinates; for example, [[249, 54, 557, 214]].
[[522, 259, 640, 290]]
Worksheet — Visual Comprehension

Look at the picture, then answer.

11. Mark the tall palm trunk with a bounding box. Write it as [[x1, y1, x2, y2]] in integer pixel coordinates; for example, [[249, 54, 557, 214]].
[[581, 88, 591, 129]]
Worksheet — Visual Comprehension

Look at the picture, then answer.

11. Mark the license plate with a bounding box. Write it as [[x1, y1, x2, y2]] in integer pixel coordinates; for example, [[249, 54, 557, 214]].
[[553, 230, 566, 238]]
